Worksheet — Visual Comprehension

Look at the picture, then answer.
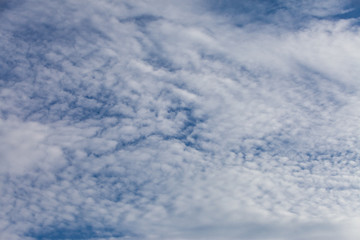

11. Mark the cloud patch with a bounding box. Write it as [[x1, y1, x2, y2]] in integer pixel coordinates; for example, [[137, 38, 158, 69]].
[[1, 0, 360, 239]]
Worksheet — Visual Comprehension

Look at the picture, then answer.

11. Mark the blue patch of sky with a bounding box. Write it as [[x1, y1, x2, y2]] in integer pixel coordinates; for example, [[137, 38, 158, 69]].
[[88, 169, 170, 211], [143, 52, 180, 72], [12, 23, 60, 44], [118, 14, 162, 28], [207, 0, 360, 29], [330, 0, 360, 20], [115, 135, 148, 150], [19, 76, 127, 123], [206, 0, 294, 27], [208, 0, 283, 16], [0, 0, 23, 13], [120, 16, 182, 72], [136, 37, 180, 72], [26, 225, 133, 240]]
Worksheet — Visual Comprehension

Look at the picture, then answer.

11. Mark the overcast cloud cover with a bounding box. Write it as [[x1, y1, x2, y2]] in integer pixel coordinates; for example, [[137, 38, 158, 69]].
[[1, 0, 360, 239]]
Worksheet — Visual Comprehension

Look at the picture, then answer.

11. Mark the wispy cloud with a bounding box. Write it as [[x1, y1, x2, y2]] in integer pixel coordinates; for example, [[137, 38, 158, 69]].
[[1, 0, 360, 239]]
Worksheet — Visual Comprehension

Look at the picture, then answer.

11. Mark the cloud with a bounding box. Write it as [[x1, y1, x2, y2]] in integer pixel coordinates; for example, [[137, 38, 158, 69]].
[[1, 0, 360, 239], [0, 118, 65, 175]]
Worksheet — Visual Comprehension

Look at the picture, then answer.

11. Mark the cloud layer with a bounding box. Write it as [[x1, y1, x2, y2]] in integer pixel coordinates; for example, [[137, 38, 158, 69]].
[[1, 0, 360, 239]]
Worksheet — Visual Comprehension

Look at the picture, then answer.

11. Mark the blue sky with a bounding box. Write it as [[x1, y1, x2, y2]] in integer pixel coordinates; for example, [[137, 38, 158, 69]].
[[1, 0, 360, 239]]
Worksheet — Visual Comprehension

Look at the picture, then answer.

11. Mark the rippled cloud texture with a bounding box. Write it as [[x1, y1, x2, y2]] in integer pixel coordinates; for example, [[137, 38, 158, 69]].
[[1, 0, 360, 239]]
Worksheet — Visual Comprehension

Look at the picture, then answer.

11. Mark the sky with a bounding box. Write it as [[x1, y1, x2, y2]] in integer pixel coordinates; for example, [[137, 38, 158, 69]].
[[1, 0, 360, 239]]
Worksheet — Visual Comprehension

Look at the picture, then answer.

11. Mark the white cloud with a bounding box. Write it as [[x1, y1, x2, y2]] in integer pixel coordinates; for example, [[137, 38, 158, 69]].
[[1, 0, 360, 239], [0, 118, 65, 175]]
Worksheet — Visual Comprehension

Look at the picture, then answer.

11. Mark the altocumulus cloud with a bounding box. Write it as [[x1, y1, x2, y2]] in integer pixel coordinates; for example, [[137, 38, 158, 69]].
[[1, 0, 360, 239]]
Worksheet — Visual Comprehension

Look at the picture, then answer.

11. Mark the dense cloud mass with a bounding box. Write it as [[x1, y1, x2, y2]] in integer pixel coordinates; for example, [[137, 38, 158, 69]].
[[1, 0, 360, 239]]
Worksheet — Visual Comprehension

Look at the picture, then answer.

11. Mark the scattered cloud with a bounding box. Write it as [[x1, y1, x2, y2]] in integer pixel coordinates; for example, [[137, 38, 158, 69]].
[[1, 0, 360, 239]]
